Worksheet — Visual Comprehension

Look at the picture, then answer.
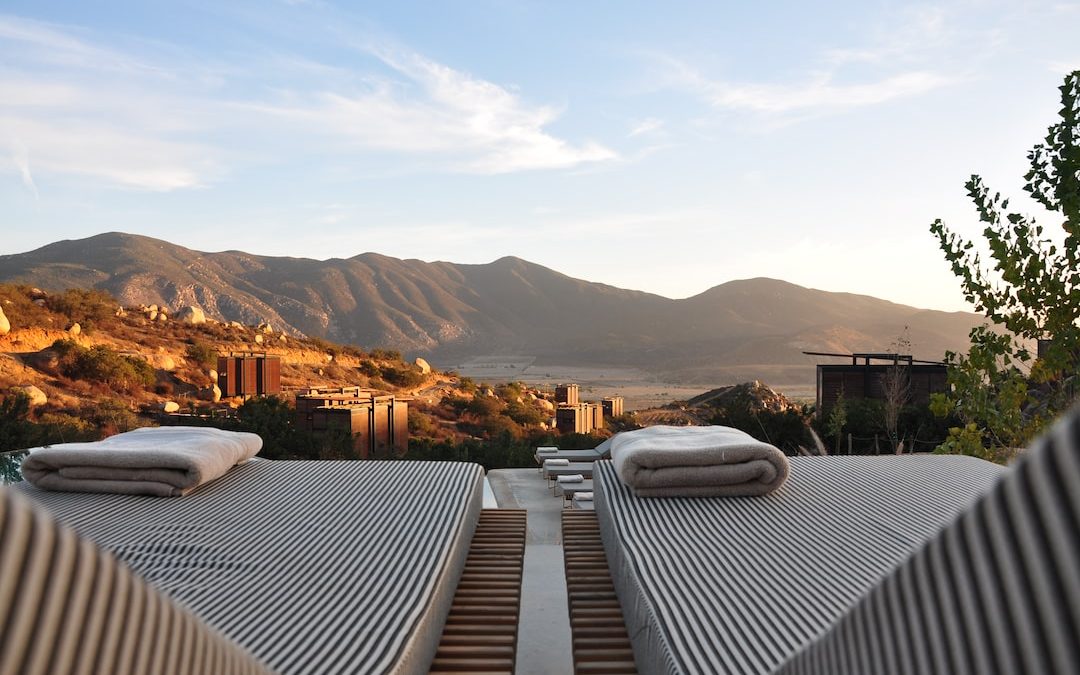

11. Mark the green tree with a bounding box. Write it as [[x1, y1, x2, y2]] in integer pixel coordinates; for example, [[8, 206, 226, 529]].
[[825, 392, 848, 455], [930, 70, 1080, 459]]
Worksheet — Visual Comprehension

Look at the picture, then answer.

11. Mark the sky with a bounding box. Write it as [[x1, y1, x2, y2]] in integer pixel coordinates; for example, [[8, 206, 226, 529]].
[[2, 1, 1077, 312]]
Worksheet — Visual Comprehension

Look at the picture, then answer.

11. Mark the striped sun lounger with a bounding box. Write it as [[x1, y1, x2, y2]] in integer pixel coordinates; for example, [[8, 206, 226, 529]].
[[558, 479, 594, 505], [8, 460, 484, 675], [534, 447, 604, 466], [544, 461, 596, 481], [592, 455, 1008, 674], [533, 438, 614, 467]]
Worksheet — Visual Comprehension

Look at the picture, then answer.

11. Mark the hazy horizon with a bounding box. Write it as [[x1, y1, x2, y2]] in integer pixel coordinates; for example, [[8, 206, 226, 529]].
[[2, 1, 1076, 312]]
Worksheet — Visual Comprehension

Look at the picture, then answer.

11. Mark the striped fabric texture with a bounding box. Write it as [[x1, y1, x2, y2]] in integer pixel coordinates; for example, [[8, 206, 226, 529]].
[[593, 454, 1006, 675], [778, 411, 1080, 675], [13, 459, 484, 675], [1, 488, 270, 675]]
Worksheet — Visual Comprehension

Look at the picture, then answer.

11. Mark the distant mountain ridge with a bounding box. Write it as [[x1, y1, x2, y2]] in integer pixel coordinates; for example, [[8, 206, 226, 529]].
[[0, 232, 984, 383]]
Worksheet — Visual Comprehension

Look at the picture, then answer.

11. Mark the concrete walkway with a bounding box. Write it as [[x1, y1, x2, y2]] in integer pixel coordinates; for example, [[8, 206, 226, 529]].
[[487, 468, 573, 675]]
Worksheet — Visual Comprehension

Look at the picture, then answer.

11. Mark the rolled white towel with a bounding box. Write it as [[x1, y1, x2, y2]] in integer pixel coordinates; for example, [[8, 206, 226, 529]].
[[544, 458, 570, 467], [536, 446, 560, 453], [557, 474, 584, 484], [572, 491, 594, 502]]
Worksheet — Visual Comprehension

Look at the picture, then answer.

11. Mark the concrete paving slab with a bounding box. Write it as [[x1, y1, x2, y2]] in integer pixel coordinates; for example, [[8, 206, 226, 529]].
[[488, 469, 574, 674]]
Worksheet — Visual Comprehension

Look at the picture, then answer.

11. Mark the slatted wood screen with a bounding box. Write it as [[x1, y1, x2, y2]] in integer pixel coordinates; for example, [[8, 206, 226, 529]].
[[562, 511, 637, 674], [431, 509, 527, 674]]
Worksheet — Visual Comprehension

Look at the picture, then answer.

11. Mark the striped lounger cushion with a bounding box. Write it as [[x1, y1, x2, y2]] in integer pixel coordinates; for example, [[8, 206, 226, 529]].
[[1, 488, 271, 675], [593, 454, 1006, 674], [11, 459, 483, 675], [777, 410, 1080, 675]]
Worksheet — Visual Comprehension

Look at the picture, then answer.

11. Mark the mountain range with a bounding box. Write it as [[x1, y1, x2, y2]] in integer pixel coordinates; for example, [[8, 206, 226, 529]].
[[0, 232, 984, 384]]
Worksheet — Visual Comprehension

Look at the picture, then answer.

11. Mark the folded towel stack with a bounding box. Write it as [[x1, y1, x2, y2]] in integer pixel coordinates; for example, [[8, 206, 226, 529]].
[[536, 446, 560, 453], [544, 458, 571, 467], [557, 474, 585, 484], [610, 425, 789, 497], [21, 426, 263, 497], [573, 492, 594, 502]]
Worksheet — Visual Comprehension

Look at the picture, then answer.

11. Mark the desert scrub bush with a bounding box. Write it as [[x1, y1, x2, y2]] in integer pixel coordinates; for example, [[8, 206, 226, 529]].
[[408, 408, 437, 437], [370, 348, 401, 361], [82, 399, 144, 435], [495, 382, 525, 401], [0, 284, 56, 329], [305, 336, 340, 357], [357, 360, 381, 377], [51, 339, 157, 392], [503, 400, 545, 426], [466, 395, 503, 417], [379, 363, 425, 389], [0, 392, 38, 453], [46, 288, 117, 328], [456, 376, 479, 395], [185, 340, 218, 367], [34, 412, 98, 442]]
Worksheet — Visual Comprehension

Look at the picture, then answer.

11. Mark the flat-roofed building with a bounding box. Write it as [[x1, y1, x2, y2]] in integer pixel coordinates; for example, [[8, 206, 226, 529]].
[[806, 352, 947, 415], [294, 387, 381, 428], [556, 403, 593, 434], [295, 389, 408, 458], [601, 397, 624, 418], [555, 384, 580, 406], [217, 352, 281, 398], [588, 402, 604, 431]]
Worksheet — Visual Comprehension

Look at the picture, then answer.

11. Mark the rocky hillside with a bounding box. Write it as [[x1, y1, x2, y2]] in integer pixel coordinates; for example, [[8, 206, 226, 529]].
[[0, 232, 985, 383], [0, 284, 590, 456]]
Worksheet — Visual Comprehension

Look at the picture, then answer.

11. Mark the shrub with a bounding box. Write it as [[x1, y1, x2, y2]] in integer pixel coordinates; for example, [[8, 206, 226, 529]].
[[379, 364, 425, 389], [370, 348, 402, 361], [52, 339, 157, 393], [46, 288, 117, 328], [185, 340, 218, 367], [466, 395, 502, 417], [0, 284, 56, 329], [457, 377, 479, 395], [82, 399, 144, 435], [503, 401, 545, 426]]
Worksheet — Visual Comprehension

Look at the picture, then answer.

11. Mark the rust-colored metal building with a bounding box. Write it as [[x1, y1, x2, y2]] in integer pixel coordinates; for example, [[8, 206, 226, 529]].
[[294, 387, 381, 428], [295, 388, 408, 458], [601, 397, 624, 418], [555, 384, 580, 406], [806, 352, 947, 414], [217, 352, 281, 398]]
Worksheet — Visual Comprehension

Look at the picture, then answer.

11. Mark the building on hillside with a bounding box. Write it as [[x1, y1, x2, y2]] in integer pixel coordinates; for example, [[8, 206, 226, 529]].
[[601, 397, 624, 418], [588, 402, 604, 431], [555, 401, 605, 434], [556, 403, 592, 434], [294, 387, 382, 427], [805, 352, 947, 415], [217, 352, 281, 398], [555, 384, 580, 406], [294, 388, 408, 458]]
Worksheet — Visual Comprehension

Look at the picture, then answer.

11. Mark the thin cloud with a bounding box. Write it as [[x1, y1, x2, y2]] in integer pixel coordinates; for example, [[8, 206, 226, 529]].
[[10, 139, 38, 198], [0, 15, 161, 75], [706, 71, 952, 114], [628, 117, 664, 137], [0, 12, 614, 191], [3, 114, 212, 190], [251, 44, 617, 173], [654, 5, 970, 120]]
